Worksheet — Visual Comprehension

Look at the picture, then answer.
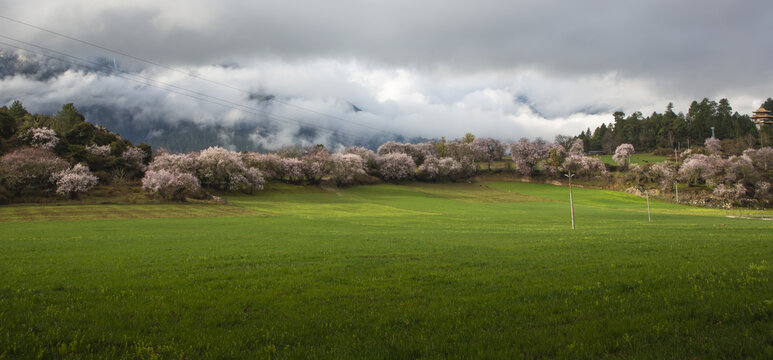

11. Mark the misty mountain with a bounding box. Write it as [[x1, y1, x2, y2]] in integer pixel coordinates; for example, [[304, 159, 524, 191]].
[[0, 51, 404, 152], [78, 104, 394, 153]]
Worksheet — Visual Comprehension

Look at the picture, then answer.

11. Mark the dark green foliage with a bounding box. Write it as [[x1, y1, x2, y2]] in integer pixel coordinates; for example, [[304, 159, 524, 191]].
[[0, 108, 17, 139], [65, 144, 87, 163], [54, 103, 86, 135], [18, 113, 56, 133], [65, 122, 96, 145], [581, 98, 761, 153], [137, 143, 153, 164], [109, 140, 127, 157], [762, 97, 773, 111], [0, 184, 8, 204], [8, 100, 28, 119], [93, 128, 119, 146], [548, 147, 564, 167]]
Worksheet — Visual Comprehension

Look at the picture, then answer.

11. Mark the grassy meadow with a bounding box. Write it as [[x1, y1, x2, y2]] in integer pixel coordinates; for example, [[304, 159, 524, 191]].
[[593, 153, 671, 166], [1, 181, 772, 358]]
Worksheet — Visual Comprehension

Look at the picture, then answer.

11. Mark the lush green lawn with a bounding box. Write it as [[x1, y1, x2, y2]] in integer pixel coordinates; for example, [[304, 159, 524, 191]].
[[594, 153, 670, 166], [1, 182, 772, 358]]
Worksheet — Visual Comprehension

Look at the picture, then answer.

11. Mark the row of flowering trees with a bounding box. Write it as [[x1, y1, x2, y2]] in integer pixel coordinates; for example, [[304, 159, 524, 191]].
[[140, 143, 479, 200], [624, 138, 773, 208], [137, 135, 615, 201]]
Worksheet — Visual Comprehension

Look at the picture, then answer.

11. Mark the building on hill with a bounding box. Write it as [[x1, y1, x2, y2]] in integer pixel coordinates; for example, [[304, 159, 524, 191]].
[[752, 106, 773, 128]]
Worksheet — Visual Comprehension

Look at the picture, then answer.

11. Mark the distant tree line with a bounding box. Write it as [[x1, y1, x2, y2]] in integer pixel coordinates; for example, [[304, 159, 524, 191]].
[[576, 98, 773, 155]]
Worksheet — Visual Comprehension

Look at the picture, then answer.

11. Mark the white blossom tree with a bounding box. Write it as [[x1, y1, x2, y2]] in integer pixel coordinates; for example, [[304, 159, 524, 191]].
[[613, 143, 635, 168], [196, 146, 265, 192], [377, 153, 416, 182], [328, 153, 366, 186], [26, 127, 59, 150], [50, 164, 98, 198], [705, 137, 722, 155], [142, 169, 201, 201]]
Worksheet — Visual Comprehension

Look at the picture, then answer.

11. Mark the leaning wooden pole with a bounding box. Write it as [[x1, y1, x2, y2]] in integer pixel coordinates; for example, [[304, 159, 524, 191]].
[[568, 172, 575, 230], [646, 191, 652, 222]]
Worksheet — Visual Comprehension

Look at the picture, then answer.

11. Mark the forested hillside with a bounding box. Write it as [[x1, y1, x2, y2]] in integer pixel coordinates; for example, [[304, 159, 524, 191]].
[[577, 98, 772, 154]]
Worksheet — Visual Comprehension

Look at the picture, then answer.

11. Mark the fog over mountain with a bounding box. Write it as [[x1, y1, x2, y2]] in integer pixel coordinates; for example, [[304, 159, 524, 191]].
[[1, 1, 772, 151]]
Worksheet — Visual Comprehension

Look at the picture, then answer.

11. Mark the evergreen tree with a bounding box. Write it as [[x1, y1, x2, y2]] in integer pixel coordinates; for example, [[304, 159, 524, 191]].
[[8, 100, 28, 119]]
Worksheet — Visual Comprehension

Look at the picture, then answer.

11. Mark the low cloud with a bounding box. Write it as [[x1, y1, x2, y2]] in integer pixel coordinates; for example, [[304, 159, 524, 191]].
[[0, 49, 768, 151]]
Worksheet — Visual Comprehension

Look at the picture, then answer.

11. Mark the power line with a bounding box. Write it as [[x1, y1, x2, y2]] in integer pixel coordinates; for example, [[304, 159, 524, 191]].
[[0, 14, 397, 136], [0, 36, 382, 145]]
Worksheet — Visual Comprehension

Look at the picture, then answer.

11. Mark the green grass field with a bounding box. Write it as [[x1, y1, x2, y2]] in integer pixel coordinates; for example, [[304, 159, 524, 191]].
[[594, 153, 670, 166], [1, 182, 772, 358]]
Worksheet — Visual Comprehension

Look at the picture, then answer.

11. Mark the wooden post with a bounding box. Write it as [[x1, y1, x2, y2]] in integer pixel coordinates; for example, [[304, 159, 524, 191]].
[[674, 181, 679, 203], [567, 172, 575, 230], [646, 191, 652, 222]]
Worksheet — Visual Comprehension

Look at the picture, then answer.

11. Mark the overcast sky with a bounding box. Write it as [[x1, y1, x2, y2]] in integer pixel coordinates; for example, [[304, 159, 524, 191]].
[[1, 0, 772, 146]]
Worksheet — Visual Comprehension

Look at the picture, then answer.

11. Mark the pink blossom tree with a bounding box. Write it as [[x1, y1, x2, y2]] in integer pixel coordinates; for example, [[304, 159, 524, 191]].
[[377, 141, 435, 165], [148, 152, 199, 174], [753, 181, 772, 202], [569, 139, 584, 155], [50, 164, 98, 198], [510, 138, 548, 176], [0, 147, 69, 194], [651, 162, 677, 190], [281, 158, 305, 183], [122, 146, 148, 172], [719, 155, 755, 184], [417, 155, 441, 180], [705, 137, 722, 155], [26, 127, 59, 150], [196, 146, 265, 192], [441, 157, 466, 181], [142, 169, 201, 201], [470, 137, 505, 170], [301, 147, 331, 183], [377, 152, 416, 182], [713, 183, 746, 208], [561, 154, 607, 178], [418, 155, 469, 181], [456, 156, 477, 180], [243, 153, 285, 181], [612, 143, 635, 168], [678, 154, 719, 185], [328, 153, 366, 186], [543, 144, 567, 178], [444, 140, 475, 161], [743, 147, 773, 171], [343, 146, 378, 174]]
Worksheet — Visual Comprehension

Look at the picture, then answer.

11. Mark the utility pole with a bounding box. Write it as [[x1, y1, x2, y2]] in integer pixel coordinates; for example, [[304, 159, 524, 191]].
[[646, 190, 652, 222], [711, 126, 715, 138], [675, 181, 679, 203], [566, 171, 575, 230]]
